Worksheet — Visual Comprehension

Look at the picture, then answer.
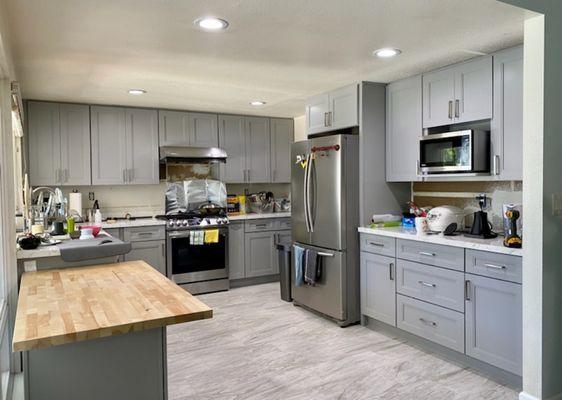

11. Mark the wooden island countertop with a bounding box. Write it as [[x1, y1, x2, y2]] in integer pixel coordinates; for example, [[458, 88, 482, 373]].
[[13, 260, 213, 352]]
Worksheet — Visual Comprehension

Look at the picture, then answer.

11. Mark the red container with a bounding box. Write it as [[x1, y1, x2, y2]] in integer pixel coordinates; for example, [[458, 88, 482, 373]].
[[80, 225, 102, 237]]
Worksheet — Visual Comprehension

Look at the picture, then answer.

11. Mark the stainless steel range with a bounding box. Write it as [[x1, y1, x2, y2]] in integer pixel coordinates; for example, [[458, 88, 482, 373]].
[[160, 179, 230, 295]]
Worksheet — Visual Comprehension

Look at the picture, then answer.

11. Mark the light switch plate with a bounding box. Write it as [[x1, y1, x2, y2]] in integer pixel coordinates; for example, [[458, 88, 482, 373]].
[[552, 193, 562, 216]]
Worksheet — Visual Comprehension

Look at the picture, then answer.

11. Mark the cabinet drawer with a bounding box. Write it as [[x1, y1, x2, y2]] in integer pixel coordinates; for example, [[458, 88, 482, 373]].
[[123, 226, 165, 242], [396, 239, 464, 271], [465, 250, 522, 284], [360, 234, 396, 257], [396, 259, 465, 312], [275, 218, 292, 230], [245, 220, 277, 232], [397, 294, 464, 353]]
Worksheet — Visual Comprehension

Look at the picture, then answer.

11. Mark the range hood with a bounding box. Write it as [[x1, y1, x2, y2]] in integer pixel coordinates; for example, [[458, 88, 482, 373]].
[[159, 146, 227, 164]]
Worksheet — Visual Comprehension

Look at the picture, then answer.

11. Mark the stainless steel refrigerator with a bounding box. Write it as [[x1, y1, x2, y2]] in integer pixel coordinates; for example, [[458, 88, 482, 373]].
[[291, 134, 360, 326]]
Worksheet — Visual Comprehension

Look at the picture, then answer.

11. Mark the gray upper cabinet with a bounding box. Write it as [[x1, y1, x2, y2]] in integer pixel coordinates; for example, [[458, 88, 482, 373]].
[[491, 46, 523, 180], [465, 273, 522, 375], [360, 252, 396, 326], [228, 222, 245, 280], [28, 101, 90, 186], [92, 106, 158, 185], [423, 56, 493, 128], [158, 110, 189, 145], [91, 106, 128, 185], [245, 231, 277, 277], [270, 118, 293, 183], [305, 83, 358, 135], [386, 75, 423, 182], [126, 108, 159, 184], [158, 110, 218, 147], [218, 115, 246, 183], [245, 117, 271, 183]]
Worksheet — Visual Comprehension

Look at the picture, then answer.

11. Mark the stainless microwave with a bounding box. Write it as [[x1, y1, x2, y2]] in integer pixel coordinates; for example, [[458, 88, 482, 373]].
[[419, 130, 490, 174]]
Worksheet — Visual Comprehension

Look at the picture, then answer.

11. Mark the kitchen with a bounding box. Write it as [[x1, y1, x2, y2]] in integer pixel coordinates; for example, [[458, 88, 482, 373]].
[[0, 1, 557, 400]]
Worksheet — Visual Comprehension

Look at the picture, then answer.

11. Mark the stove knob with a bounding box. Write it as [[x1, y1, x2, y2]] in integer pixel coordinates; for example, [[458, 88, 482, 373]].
[[168, 220, 175, 227], [182, 220, 189, 226]]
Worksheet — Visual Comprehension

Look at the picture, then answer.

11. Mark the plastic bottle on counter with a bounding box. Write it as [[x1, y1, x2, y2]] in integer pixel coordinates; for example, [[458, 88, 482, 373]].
[[94, 209, 102, 224]]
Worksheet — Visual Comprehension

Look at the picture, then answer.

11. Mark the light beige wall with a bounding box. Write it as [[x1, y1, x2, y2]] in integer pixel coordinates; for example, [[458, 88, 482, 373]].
[[294, 115, 306, 141]]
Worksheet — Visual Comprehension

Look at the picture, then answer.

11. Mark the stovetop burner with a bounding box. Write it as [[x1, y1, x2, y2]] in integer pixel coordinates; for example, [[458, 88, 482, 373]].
[[156, 210, 229, 230]]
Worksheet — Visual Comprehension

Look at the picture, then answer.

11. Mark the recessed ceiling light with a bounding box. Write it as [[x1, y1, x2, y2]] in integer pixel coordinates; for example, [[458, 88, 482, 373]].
[[373, 48, 402, 58], [128, 89, 146, 95], [250, 101, 266, 106], [194, 17, 229, 31]]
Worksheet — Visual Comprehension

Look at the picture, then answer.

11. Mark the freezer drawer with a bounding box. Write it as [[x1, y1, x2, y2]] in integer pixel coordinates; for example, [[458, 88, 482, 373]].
[[292, 244, 345, 321]]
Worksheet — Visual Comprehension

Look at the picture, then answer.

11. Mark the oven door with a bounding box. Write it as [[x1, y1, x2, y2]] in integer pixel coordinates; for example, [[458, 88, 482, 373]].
[[167, 227, 228, 284], [419, 130, 473, 173]]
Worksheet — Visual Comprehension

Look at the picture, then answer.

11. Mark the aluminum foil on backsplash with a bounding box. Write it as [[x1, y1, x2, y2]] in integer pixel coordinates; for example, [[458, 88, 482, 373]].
[[161, 163, 219, 182]]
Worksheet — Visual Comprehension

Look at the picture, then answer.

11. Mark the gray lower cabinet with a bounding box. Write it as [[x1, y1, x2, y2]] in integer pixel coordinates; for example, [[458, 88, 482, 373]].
[[244, 231, 277, 278], [360, 252, 396, 326], [465, 273, 522, 375], [123, 240, 166, 275], [228, 222, 246, 280]]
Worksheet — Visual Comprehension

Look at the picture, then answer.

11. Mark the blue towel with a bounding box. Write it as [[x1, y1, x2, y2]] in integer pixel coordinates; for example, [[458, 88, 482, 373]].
[[293, 245, 305, 287]]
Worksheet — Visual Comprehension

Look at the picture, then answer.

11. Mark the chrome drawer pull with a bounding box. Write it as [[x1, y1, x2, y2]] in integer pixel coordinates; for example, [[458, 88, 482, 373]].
[[418, 280, 436, 288], [318, 252, 334, 257], [368, 242, 384, 247], [419, 318, 437, 327], [419, 251, 436, 257], [483, 263, 506, 270]]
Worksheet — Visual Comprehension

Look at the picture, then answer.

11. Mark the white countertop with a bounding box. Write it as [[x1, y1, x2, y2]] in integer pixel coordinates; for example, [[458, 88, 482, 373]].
[[95, 218, 166, 229], [17, 232, 114, 260], [358, 226, 523, 257], [228, 212, 291, 221]]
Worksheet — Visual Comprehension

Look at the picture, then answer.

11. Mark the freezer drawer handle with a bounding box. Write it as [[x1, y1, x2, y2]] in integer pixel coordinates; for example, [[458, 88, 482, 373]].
[[317, 252, 334, 257], [419, 318, 437, 327], [483, 263, 506, 270], [418, 280, 436, 288], [419, 251, 436, 257]]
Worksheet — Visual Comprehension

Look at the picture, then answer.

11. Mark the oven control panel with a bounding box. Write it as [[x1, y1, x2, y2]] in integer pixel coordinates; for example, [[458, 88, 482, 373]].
[[167, 217, 229, 230]]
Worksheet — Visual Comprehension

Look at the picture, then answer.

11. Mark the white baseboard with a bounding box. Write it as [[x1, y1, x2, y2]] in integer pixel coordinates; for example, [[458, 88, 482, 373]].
[[520, 392, 539, 400]]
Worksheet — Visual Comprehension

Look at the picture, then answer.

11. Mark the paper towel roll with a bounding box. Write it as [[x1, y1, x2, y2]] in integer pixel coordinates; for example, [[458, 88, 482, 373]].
[[69, 192, 83, 217]]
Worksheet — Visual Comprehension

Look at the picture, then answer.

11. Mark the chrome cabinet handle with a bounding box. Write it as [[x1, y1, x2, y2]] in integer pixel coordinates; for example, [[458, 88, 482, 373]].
[[419, 251, 436, 257], [419, 280, 436, 288], [419, 318, 437, 327], [448, 101, 453, 119], [465, 280, 472, 301], [389, 263, 394, 281], [324, 112, 328, 127], [368, 242, 384, 247], [483, 263, 506, 270], [493, 155, 500, 175], [317, 252, 334, 257], [455, 99, 460, 118], [255, 224, 267, 229], [328, 111, 333, 127], [137, 232, 153, 236]]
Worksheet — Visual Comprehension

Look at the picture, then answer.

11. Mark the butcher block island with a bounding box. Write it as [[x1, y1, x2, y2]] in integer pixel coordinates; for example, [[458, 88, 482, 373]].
[[13, 260, 213, 400]]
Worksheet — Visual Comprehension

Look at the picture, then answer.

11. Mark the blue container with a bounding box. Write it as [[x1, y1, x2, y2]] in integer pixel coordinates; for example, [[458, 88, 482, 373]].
[[402, 215, 416, 228]]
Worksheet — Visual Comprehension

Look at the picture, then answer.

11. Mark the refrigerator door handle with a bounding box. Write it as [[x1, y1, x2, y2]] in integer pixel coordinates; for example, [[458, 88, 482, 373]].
[[306, 154, 315, 233], [303, 154, 311, 233]]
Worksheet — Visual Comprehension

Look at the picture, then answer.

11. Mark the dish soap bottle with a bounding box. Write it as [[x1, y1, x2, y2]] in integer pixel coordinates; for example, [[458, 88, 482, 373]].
[[93, 200, 102, 224]]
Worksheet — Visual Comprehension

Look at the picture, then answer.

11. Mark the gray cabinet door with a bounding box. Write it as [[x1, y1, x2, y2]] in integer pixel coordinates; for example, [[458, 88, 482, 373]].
[[306, 92, 330, 135], [386, 75, 423, 182], [158, 110, 189, 146], [59, 104, 91, 186], [123, 240, 166, 275], [329, 83, 358, 130], [126, 108, 159, 184], [454, 56, 493, 124], [218, 115, 246, 183], [492, 46, 523, 180], [245, 117, 271, 183], [360, 252, 396, 326], [270, 118, 293, 183], [465, 273, 522, 375], [91, 106, 128, 185], [422, 67, 455, 128], [245, 231, 276, 277], [228, 222, 245, 280], [27, 101, 61, 186], [188, 113, 218, 147]]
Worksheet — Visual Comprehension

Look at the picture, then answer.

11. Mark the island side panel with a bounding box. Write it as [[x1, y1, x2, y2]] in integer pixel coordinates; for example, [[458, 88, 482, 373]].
[[24, 327, 167, 400]]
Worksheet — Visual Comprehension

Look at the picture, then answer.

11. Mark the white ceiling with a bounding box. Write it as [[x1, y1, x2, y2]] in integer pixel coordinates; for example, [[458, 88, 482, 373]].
[[5, 0, 525, 118]]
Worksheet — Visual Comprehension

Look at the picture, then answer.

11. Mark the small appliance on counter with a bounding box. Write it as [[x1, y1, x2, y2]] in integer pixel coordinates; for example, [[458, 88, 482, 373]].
[[503, 204, 523, 248], [464, 194, 498, 239], [426, 206, 465, 233]]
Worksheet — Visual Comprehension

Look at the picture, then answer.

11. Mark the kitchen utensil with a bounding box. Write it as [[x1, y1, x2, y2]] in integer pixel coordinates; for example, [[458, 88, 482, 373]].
[[80, 225, 102, 237], [18, 234, 41, 250], [40, 238, 62, 246], [199, 201, 224, 216], [79, 228, 95, 240], [426, 206, 465, 232], [503, 209, 522, 248], [51, 221, 66, 236]]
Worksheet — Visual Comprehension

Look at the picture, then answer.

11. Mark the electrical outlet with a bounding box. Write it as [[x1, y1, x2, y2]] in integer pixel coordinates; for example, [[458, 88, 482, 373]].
[[88, 192, 95, 201], [552, 193, 562, 216]]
